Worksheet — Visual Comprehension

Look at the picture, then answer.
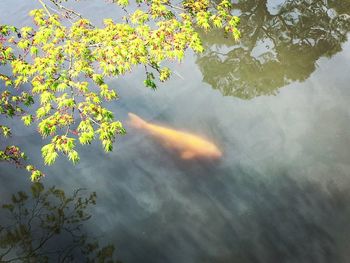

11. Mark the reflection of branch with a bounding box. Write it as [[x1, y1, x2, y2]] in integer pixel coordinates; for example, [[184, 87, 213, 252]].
[[277, 15, 292, 34], [0, 246, 13, 261], [249, 24, 262, 51], [27, 194, 41, 232], [0, 185, 117, 262], [261, 26, 277, 48], [59, 242, 82, 263]]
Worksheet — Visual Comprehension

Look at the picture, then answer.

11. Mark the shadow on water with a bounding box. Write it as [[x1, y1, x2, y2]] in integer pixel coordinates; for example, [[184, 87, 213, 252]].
[[100, 157, 350, 263], [2, 162, 349, 263], [196, 0, 350, 99], [0, 183, 122, 262]]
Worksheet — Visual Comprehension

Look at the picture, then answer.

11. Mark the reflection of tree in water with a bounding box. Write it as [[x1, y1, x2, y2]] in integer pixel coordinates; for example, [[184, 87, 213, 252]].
[[196, 0, 350, 99], [0, 183, 121, 262]]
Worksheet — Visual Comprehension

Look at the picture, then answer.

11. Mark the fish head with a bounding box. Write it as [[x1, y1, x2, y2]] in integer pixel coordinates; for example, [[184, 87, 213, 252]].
[[204, 144, 223, 159]]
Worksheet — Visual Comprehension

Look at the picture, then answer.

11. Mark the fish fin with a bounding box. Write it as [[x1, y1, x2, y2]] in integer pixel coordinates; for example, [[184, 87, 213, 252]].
[[181, 151, 196, 160], [128, 113, 147, 129]]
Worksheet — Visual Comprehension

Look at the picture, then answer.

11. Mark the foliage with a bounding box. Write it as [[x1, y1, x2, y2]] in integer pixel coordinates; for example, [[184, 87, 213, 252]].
[[0, 183, 121, 262], [0, 0, 239, 180]]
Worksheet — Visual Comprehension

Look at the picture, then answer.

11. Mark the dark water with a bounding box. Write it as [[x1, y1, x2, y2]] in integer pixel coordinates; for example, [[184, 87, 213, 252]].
[[1, 0, 350, 262]]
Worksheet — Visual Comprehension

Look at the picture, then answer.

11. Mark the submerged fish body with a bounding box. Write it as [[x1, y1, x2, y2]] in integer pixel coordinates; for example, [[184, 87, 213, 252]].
[[128, 113, 222, 160]]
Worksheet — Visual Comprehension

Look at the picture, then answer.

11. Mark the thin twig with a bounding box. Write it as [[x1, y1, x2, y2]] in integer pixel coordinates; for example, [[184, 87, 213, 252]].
[[38, 0, 52, 17], [49, 0, 83, 19]]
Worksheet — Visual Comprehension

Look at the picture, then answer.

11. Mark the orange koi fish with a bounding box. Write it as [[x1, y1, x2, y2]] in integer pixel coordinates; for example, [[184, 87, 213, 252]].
[[128, 113, 222, 160]]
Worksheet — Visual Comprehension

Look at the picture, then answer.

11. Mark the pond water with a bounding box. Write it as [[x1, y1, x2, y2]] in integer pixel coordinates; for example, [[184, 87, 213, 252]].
[[1, 0, 350, 262]]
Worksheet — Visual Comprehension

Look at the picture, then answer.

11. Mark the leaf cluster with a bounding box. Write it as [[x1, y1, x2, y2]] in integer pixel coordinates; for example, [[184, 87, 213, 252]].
[[0, 0, 240, 180]]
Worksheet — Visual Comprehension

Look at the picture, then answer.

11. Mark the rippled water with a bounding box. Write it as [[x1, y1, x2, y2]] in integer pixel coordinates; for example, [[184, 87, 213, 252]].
[[1, 0, 350, 262]]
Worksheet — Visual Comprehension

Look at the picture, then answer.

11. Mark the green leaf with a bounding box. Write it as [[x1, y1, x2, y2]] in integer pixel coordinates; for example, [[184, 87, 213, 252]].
[[68, 150, 79, 164], [42, 143, 58, 165], [22, 115, 33, 126]]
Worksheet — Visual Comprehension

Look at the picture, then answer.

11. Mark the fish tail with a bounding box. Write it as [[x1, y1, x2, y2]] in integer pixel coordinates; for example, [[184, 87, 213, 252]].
[[128, 112, 147, 129]]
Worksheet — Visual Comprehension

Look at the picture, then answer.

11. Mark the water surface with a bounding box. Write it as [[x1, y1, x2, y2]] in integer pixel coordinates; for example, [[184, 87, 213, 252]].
[[1, 0, 350, 262]]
